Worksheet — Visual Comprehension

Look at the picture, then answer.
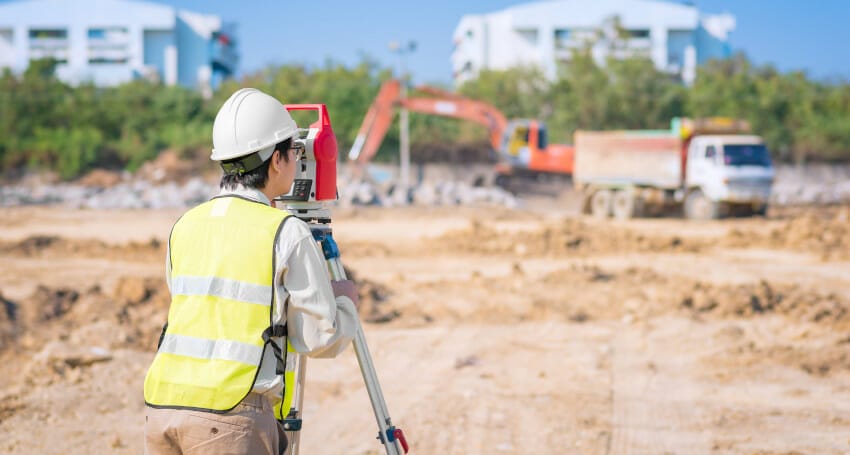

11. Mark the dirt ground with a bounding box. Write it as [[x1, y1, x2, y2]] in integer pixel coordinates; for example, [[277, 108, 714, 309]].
[[0, 200, 848, 454]]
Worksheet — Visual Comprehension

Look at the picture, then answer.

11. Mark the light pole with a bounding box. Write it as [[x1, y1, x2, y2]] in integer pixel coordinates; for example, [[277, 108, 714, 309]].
[[389, 40, 416, 203]]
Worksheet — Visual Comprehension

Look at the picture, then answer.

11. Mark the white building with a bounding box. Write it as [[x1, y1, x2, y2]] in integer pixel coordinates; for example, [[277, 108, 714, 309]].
[[0, 0, 238, 93], [451, 0, 734, 86]]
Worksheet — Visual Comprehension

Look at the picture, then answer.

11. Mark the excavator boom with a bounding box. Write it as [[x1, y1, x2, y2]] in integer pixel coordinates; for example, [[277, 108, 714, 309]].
[[348, 79, 402, 163], [348, 79, 507, 166]]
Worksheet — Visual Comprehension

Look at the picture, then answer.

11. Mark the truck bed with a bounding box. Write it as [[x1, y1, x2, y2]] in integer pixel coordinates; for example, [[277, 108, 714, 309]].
[[574, 131, 683, 190]]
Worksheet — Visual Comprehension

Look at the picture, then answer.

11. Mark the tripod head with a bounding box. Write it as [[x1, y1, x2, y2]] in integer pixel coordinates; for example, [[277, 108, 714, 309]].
[[276, 104, 338, 223]]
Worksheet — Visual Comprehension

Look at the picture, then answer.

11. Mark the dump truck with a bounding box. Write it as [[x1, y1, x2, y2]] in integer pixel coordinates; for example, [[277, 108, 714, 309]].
[[574, 118, 774, 219]]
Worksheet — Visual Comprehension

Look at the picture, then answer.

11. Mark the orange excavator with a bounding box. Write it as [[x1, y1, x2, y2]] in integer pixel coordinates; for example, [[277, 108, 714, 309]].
[[347, 79, 574, 189]]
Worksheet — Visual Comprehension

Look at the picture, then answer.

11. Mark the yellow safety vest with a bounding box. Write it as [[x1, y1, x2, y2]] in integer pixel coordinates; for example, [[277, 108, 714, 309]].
[[144, 195, 297, 420]]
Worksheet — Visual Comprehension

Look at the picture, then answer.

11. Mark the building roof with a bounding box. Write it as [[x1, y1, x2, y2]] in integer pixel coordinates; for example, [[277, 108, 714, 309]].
[[471, 0, 701, 30], [0, 0, 203, 29]]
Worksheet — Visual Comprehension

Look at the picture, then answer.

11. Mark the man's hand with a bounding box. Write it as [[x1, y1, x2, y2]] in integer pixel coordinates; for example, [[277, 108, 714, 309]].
[[331, 280, 360, 311]]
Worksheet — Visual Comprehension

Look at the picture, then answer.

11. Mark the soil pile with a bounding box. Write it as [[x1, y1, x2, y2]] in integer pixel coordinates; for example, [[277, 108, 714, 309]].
[[679, 279, 849, 329], [426, 219, 706, 257], [0, 277, 170, 358], [0, 235, 164, 262], [77, 169, 123, 188], [401, 263, 849, 333], [724, 207, 850, 260]]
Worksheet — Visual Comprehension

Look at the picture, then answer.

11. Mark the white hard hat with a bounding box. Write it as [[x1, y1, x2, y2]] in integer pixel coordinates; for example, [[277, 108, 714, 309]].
[[211, 88, 298, 162]]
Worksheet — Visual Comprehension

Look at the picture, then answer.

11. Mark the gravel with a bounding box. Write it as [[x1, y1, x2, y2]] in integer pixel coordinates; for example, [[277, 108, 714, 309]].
[[1, 164, 848, 209]]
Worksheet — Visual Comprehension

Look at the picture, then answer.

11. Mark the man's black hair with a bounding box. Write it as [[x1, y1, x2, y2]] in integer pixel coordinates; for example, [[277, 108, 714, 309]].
[[220, 138, 292, 190]]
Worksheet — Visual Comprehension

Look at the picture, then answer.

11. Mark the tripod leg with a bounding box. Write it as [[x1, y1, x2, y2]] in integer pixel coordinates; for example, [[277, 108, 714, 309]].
[[283, 354, 308, 455], [318, 230, 407, 454], [285, 224, 407, 455]]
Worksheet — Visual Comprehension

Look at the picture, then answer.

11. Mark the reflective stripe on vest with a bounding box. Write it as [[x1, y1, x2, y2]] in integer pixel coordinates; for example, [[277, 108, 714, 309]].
[[144, 196, 294, 414], [171, 276, 273, 307]]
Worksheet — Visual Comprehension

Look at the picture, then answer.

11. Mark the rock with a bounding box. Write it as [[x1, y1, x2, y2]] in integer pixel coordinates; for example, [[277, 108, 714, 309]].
[[38, 342, 113, 369]]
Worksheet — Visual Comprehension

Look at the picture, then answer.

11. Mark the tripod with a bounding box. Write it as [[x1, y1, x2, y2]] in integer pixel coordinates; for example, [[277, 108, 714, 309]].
[[281, 202, 408, 455]]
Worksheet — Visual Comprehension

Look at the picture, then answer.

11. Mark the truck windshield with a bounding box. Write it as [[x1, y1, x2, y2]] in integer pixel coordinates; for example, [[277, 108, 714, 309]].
[[723, 144, 772, 167]]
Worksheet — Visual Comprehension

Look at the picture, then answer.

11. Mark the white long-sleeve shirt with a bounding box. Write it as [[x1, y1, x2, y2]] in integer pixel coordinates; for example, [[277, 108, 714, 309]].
[[165, 185, 358, 399]]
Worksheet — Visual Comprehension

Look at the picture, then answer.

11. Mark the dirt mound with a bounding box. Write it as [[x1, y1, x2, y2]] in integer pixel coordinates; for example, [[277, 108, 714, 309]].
[[0, 235, 164, 261], [0, 292, 18, 349], [343, 266, 399, 323], [336, 241, 395, 258], [396, 262, 849, 337], [133, 148, 220, 184], [725, 341, 850, 378], [425, 219, 705, 257], [135, 149, 196, 183], [77, 169, 123, 188], [724, 207, 850, 260], [26, 286, 80, 322], [0, 277, 170, 360], [0, 266, 399, 364], [679, 280, 849, 329]]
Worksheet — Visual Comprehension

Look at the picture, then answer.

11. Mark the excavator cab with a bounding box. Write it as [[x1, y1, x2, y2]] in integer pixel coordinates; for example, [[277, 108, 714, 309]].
[[501, 120, 549, 160], [506, 125, 530, 157]]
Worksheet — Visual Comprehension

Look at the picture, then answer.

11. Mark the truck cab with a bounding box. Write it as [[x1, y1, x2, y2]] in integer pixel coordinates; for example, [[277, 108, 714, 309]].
[[685, 134, 774, 217]]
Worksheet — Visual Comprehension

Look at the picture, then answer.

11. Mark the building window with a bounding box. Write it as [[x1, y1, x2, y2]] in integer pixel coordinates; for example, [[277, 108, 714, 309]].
[[517, 28, 538, 46], [88, 27, 129, 64], [29, 28, 69, 63], [667, 30, 692, 71], [628, 29, 650, 39], [29, 29, 66, 40], [210, 31, 237, 75], [554, 29, 570, 49], [465, 29, 474, 39]]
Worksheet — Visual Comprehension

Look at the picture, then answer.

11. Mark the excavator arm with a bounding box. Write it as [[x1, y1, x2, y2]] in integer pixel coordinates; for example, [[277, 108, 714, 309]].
[[348, 79, 508, 166]]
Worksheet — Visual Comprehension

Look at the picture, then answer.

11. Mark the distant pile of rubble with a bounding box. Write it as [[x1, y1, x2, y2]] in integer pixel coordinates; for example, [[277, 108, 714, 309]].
[[1, 163, 848, 209], [0, 164, 520, 209], [770, 164, 850, 206]]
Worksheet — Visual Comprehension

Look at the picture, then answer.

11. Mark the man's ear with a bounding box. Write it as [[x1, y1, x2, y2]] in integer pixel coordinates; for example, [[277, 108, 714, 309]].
[[270, 149, 282, 173]]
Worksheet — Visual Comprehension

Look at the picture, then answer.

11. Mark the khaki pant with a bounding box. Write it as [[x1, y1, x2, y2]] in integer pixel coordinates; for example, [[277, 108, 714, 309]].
[[145, 393, 287, 455]]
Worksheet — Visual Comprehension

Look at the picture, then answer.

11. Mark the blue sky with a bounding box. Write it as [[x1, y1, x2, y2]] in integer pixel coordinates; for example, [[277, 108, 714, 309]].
[[6, 0, 850, 83]]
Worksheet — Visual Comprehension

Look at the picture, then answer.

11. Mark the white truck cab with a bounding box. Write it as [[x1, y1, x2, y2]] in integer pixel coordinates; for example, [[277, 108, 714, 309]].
[[686, 134, 774, 217]]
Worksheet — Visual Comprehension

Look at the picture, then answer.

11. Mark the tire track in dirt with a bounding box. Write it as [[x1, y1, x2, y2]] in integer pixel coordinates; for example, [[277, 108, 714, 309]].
[[300, 323, 612, 454], [608, 323, 713, 454]]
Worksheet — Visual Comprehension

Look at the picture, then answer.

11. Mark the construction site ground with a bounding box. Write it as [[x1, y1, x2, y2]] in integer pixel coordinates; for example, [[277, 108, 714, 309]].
[[0, 199, 848, 454]]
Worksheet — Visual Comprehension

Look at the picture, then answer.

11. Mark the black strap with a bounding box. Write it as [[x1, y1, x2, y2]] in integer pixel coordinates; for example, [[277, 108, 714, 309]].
[[262, 324, 287, 341], [263, 324, 288, 375], [220, 150, 267, 175], [156, 322, 168, 350]]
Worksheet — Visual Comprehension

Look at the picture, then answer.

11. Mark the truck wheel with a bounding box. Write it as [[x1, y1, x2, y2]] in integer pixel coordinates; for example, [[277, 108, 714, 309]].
[[494, 174, 512, 193], [612, 190, 642, 219], [685, 191, 719, 220], [590, 190, 613, 219]]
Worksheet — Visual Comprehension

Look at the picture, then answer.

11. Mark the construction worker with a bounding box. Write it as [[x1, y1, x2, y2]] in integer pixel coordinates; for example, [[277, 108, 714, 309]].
[[143, 88, 359, 454]]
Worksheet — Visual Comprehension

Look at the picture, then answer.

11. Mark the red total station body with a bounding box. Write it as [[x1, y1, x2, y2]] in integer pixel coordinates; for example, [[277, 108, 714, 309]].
[[282, 104, 337, 203]]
